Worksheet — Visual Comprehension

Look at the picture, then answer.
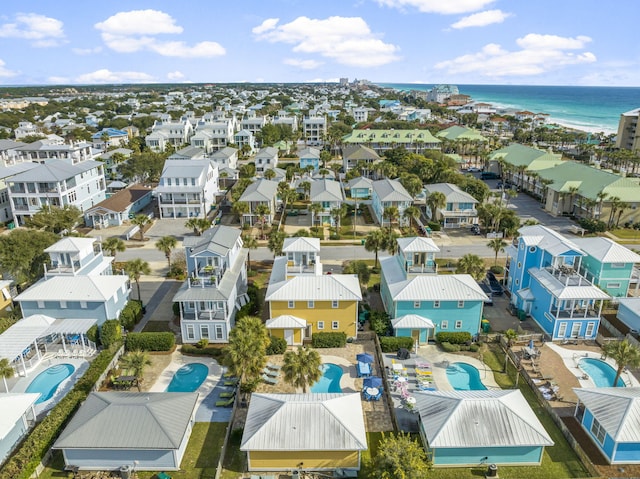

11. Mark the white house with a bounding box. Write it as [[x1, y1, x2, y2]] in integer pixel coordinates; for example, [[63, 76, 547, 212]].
[[254, 147, 279, 174]]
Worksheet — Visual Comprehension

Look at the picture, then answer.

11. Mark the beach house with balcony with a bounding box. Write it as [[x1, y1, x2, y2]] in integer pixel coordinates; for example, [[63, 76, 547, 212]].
[[145, 119, 194, 152], [347, 177, 373, 199], [91, 128, 128, 151], [210, 146, 239, 170], [190, 118, 235, 153], [310, 179, 345, 226], [254, 147, 279, 175], [371, 178, 413, 227], [237, 179, 279, 226], [380, 237, 487, 343], [173, 225, 248, 344], [424, 183, 478, 228], [341, 145, 380, 176], [156, 159, 219, 219], [299, 147, 321, 171], [504, 225, 610, 340], [302, 117, 327, 146]]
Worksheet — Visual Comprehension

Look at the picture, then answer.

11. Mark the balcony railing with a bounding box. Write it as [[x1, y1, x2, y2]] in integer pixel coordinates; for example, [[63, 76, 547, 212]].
[[544, 266, 590, 287], [188, 276, 218, 288], [553, 309, 600, 320], [407, 263, 437, 274], [181, 310, 227, 321]]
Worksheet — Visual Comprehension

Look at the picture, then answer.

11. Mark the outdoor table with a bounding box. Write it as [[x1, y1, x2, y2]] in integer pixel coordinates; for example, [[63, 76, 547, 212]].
[[406, 396, 416, 405], [395, 376, 408, 384], [392, 363, 404, 372], [523, 346, 537, 358], [366, 387, 379, 397]]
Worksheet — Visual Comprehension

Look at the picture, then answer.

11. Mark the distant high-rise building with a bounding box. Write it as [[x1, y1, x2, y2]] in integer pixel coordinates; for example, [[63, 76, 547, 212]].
[[615, 107, 640, 151], [339, 77, 349, 86]]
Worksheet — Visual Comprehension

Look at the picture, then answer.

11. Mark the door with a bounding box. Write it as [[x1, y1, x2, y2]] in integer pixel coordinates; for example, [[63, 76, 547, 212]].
[[412, 329, 421, 345], [284, 329, 294, 345]]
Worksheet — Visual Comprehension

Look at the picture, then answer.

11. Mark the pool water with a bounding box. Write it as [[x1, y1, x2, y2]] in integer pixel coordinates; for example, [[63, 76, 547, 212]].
[[310, 363, 343, 393], [26, 363, 75, 404], [446, 362, 487, 390], [167, 363, 209, 392], [579, 358, 624, 387]]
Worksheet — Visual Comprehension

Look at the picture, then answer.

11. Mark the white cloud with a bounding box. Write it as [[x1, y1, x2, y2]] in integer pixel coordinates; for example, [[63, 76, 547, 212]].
[[253, 16, 399, 67], [305, 77, 340, 83], [167, 71, 185, 80], [72, 46, 102, 55], [451, 9, 511, 29], [75, 69, 156, 84], [0, 59, 18, 78], [48, 76, 70, 84], [283, 58, 323, 69], [0, 13, 66, 47], [375, 0, 495, 14], [434, 34, 596, 77], [95, 10, 225, 58]]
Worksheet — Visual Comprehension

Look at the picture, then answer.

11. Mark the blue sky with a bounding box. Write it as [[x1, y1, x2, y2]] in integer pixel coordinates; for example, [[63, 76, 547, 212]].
[[0, 0, 639, 86]]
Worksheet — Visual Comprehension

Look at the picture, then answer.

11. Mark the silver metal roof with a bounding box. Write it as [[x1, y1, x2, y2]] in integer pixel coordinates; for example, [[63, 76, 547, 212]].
[[282, 237, 320, 253], [518, 225, 584, 257], [573, 237, 640, 264], [372, 178, 413, 202], [266, 274, 362, 302], [239, 179, 279, 202], [183, 224, 241, 255], [15, 275, 129, 302], [424, 183, 478, 204], [9, 159, 102, 182], [53, 392, 199, 450], [266, 315, 307, 329], [397, 237, 440, 253], [310, 179, 344, 203], [528, 267, 610, 300], [45, 237, 96, 253], [415, 390, 554, 448], [240, 393, 367, 451], [573, 387, 640, 442]]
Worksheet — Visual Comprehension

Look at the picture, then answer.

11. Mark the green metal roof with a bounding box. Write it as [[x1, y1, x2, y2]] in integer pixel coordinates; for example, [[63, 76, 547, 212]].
[[342, 129, 440, 145], [489, 143, 563, 171], [436, 125, 486, 142]]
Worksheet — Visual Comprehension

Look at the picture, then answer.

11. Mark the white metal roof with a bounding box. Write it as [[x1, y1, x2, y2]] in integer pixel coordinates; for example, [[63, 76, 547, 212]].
[[528, 268, 610, 300], [424, 183, 478, 205], [518, 225, 584, 257], [415, 390, 554, 448], [240, 393, 367, 451], [397, 237, 440, 253], [266, 315, 307, 329], [282, 237, 321, 253], [372, 178, 413, 202], [392, 314, 435, 329], [516, 288, 535, 301], [0, 314, 56, 361], [15, 275, 129, 302], [310, 179, 344, 203], [44, 317, 97, 336], [44, 237, 97, 253], [0, 394, 40, 440], [573, 237, 640, 264], [573, 388, 640, 443], [266, 274, 362, 302], [239, 179, 279, 202]]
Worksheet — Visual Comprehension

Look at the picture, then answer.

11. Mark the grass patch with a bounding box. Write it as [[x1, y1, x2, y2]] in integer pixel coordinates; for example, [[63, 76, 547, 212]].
[[610, 228, 640, 240], [221, 428, 246, 479], [35, 451, 66, 479], [142, 321, 173, 333]]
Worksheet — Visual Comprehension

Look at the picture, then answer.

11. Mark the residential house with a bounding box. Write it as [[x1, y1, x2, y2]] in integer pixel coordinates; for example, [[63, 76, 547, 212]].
[[53, 392, 198, 471], [7, 157, 106, 226], [347, 177, 373, 199], [303, 117, 327, 146], [341, 145, 381, 175], [12, 140, 95, 165], [424, 183, 479, 228], [574, 388, 640, 464], [271, 114, 298, 133], [190, 118, 234, 153], [415, 390, 553, 467], [84, 184, 153, 228], [616, 297, 640, 332], [572, 237, 640, 298], [371, 178, 413, 227], [0, 394, 39, 465], [237, 179, 279, 226], [380, 237, 487, 342], [435, 125, 486, 144], [254, 147, 279, 174], [0, 162, 39, 223], [91, 128, 128, 151], [173, 225, 248, 344], [504, 225, 610, 340], [299, 147, 321, 171], [352, 107, 370, 123], [156, 159, 219, 219], [241, 393, 367, 474], [0, 139, 26, 167], [233, 129, 255, 154], [13, 122, 41, 139], [341, 129, 441, 156], [239, 115, 267, 137], [145, 119, 194, 152], [211, 146, 239, 170], [168, 146, 207, 161], [310, 179, 345, 226], [98, 147, 133, 180]]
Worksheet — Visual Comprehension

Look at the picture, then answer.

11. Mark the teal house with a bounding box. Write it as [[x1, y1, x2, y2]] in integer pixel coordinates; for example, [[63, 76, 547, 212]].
[[380, 237, 487, 342], [298, 147, 321, 171], [574, 388, 640, 464], [347, 177, 373, 199], [415, 390, 553, 467], [573, 237, 640, 298]]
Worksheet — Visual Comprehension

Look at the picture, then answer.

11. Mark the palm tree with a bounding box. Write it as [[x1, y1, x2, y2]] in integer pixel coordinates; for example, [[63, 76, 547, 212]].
[[365, 229, 386, 269], [301, 181, 311, 201], [119, 351, 152, 392], [602, 339, 640, 387], [383, 205, 399, 229], [403, 206, 420, 232], [282, 346, 322, 393], [487, 238, 508, 266], [596, 190, 609, 220], [308, 202, 324, 227], [503, 328, 518, 372], [426, 191, 446, 222], [264, 168, 276, 180], [330, 204, 347, 236], [224, 316, 270, 386], [131, 214, 151, 241], [455, 253, 486, 281], [242, 234, 258, 271], [101, 237, 126, 261], [318, 168, 330, 179], [0, 358, 14, 392], [232, 201, 250, 225], [155, 235, 177, 269], [125, 258, 151, 302], [267, 229, 285, 257], [255, 203, 271, 239], [186, 217, 211, 236]]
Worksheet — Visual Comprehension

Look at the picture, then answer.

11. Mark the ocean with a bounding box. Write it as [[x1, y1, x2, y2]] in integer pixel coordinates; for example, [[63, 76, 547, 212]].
[[377, 83, 640, 135]]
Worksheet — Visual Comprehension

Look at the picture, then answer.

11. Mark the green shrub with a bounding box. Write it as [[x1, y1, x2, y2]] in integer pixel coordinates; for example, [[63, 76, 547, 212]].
[[427, 221, 441, 231], [440, 341, 461, 352], [469, 344, 479, 352], [237, 283, 261, 320], [266, 336, 287, 355], [436, 331, 472, 344], [86, 324, 99, 345], [125, 332, 175, 351], [578, 218, 607, 234], [329, 234, 341, 240], [182, 344, 224, 357], [172, 302, 180, 317], [196, 338, 209, 349], [369, 311, 391, 337], [100, 319, 122, 348], [489, 265, 504, 274], [119, 300, 143, 331], [379, 336, 414, 352], [311, 332, 347, 348]]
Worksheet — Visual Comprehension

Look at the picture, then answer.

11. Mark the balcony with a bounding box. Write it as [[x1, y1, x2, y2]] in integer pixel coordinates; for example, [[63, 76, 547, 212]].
[[407, 262, 437, 274], [181, 310, 227, 321], [553, 308, 600, 320], [286, 261, 319, 275], [544, 265, 589, 287], [47, 260, 81, 275], [188, 276, 218, 289]]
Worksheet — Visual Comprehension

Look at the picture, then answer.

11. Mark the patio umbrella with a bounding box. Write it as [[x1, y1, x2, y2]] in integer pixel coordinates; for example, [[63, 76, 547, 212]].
[[356, 353, 374, 364], [363, 376, 383, 389]]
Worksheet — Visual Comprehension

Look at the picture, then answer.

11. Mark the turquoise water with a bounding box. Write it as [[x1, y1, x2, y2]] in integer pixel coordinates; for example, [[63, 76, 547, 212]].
[[446, 362, 487, 391], [579, 358, 624, 387], [378, 83, 640, 134], [310, 363, 343, 393], [167, 363, 208, 392], [26, 363, 74, 404]]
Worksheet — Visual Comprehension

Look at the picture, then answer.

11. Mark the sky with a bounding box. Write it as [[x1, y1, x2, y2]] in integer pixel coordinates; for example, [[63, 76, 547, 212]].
[[0, 0, 639, 87]]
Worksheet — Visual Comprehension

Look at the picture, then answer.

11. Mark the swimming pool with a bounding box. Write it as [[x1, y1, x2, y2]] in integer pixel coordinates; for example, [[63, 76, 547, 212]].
[[310, 363, 343, 393], [446, 362, 487, 390], [26, 363, 75, 404], [167, 363, 209, 392], [579, 358, 624, 387]]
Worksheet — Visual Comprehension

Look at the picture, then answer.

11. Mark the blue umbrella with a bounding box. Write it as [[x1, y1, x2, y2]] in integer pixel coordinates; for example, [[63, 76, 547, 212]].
[[363, 376, 383, 389], [356, 353, 374, 364]]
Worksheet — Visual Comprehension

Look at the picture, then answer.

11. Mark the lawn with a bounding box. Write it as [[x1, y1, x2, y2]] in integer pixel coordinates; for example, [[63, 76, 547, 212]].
[[220, 428, 246, 479], [610, 228, 640, 240], [142, 321, 173, 333]]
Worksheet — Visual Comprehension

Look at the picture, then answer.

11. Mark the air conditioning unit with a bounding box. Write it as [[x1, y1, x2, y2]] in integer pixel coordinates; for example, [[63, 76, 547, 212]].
[[292, 471, 300, 479]]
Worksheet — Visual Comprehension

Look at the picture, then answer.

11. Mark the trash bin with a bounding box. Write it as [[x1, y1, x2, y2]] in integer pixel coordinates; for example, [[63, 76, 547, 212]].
[[119, 465, 132, 479], [482, 320, 490, 333], [361, 239, 365, 245], [518, 309, 527, 321], [487, 464, 498, 477]]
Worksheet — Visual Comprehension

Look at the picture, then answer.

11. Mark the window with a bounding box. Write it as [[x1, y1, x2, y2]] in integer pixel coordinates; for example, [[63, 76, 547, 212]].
[[455, 320, 463, 329], [332, 321, 340, 330], [515, 279, 520, 286], [215, 324, 224, 340], [60, 301, 67, 309], [607, 282, 621, 289], [586, 322, 596, 337], [37, 300, 45, 309], [187, 301, 195, 310], [571, 322, 581, 338], [186, 325, 195, 340], [441, 320, 448, 329], [558, 322, 567, 337], [317, 321, 325, 330], [518, 262, 522, 268], [201, 325, 209, 339], [80, 301, 87, 309], [433, 301, 440, 308], [414, 301, 421, 309], [591, 418, 606, 445], [611, 263, 625, 268], [288, 301, 295, 309], [332, 300, 339, 308], [458, 301, 465, 308], [529, 246, 537, 253], [308, 300, 314, 308]]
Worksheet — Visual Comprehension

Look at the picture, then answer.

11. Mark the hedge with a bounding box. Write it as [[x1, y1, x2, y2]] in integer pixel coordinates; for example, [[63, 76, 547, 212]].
[[119, 300, 144, 331], [436, 331, 472, 344], [100, 319, 122, 348], [267, 336, 287, 355], [0, 347, 119, 479], [182, 344, 224, 358], [369, 311, 391, 337], [440, 341, 461, 352], [125, 332, 175, 351], [379, 336, 414, 353], [311, 332, 347, 348]]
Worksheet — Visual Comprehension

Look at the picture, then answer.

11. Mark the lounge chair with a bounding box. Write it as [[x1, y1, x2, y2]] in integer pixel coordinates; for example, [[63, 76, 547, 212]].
[[215, 397, 235, 407], [156, 472, 172, 479], [266, 362, 281, 372], [262, 373, 278, 385], [219, 391, 235, 399], [356, 361, 371, 378], [223, 378, 239, 387], [262, 367, 278, 377]]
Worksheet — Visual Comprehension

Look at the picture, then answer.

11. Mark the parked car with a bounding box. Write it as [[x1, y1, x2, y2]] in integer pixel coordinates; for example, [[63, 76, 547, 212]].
[[478, 282, 494, 306], [480, 171, 500, 180], [470, 224, 481, 235], [485, 272, 503, 295]]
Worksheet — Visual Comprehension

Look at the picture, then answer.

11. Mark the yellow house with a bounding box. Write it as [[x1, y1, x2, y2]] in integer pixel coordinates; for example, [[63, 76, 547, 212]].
[[240, 393, 367, 473], [265, 255, 362, 344]]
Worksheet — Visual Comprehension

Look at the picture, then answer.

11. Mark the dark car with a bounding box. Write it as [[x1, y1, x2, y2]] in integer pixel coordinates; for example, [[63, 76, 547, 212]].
[[480, 171, 500, 180], [470, 224, 481, 235], [478, 282, 494, 306], [485, 272, 503, 295]]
